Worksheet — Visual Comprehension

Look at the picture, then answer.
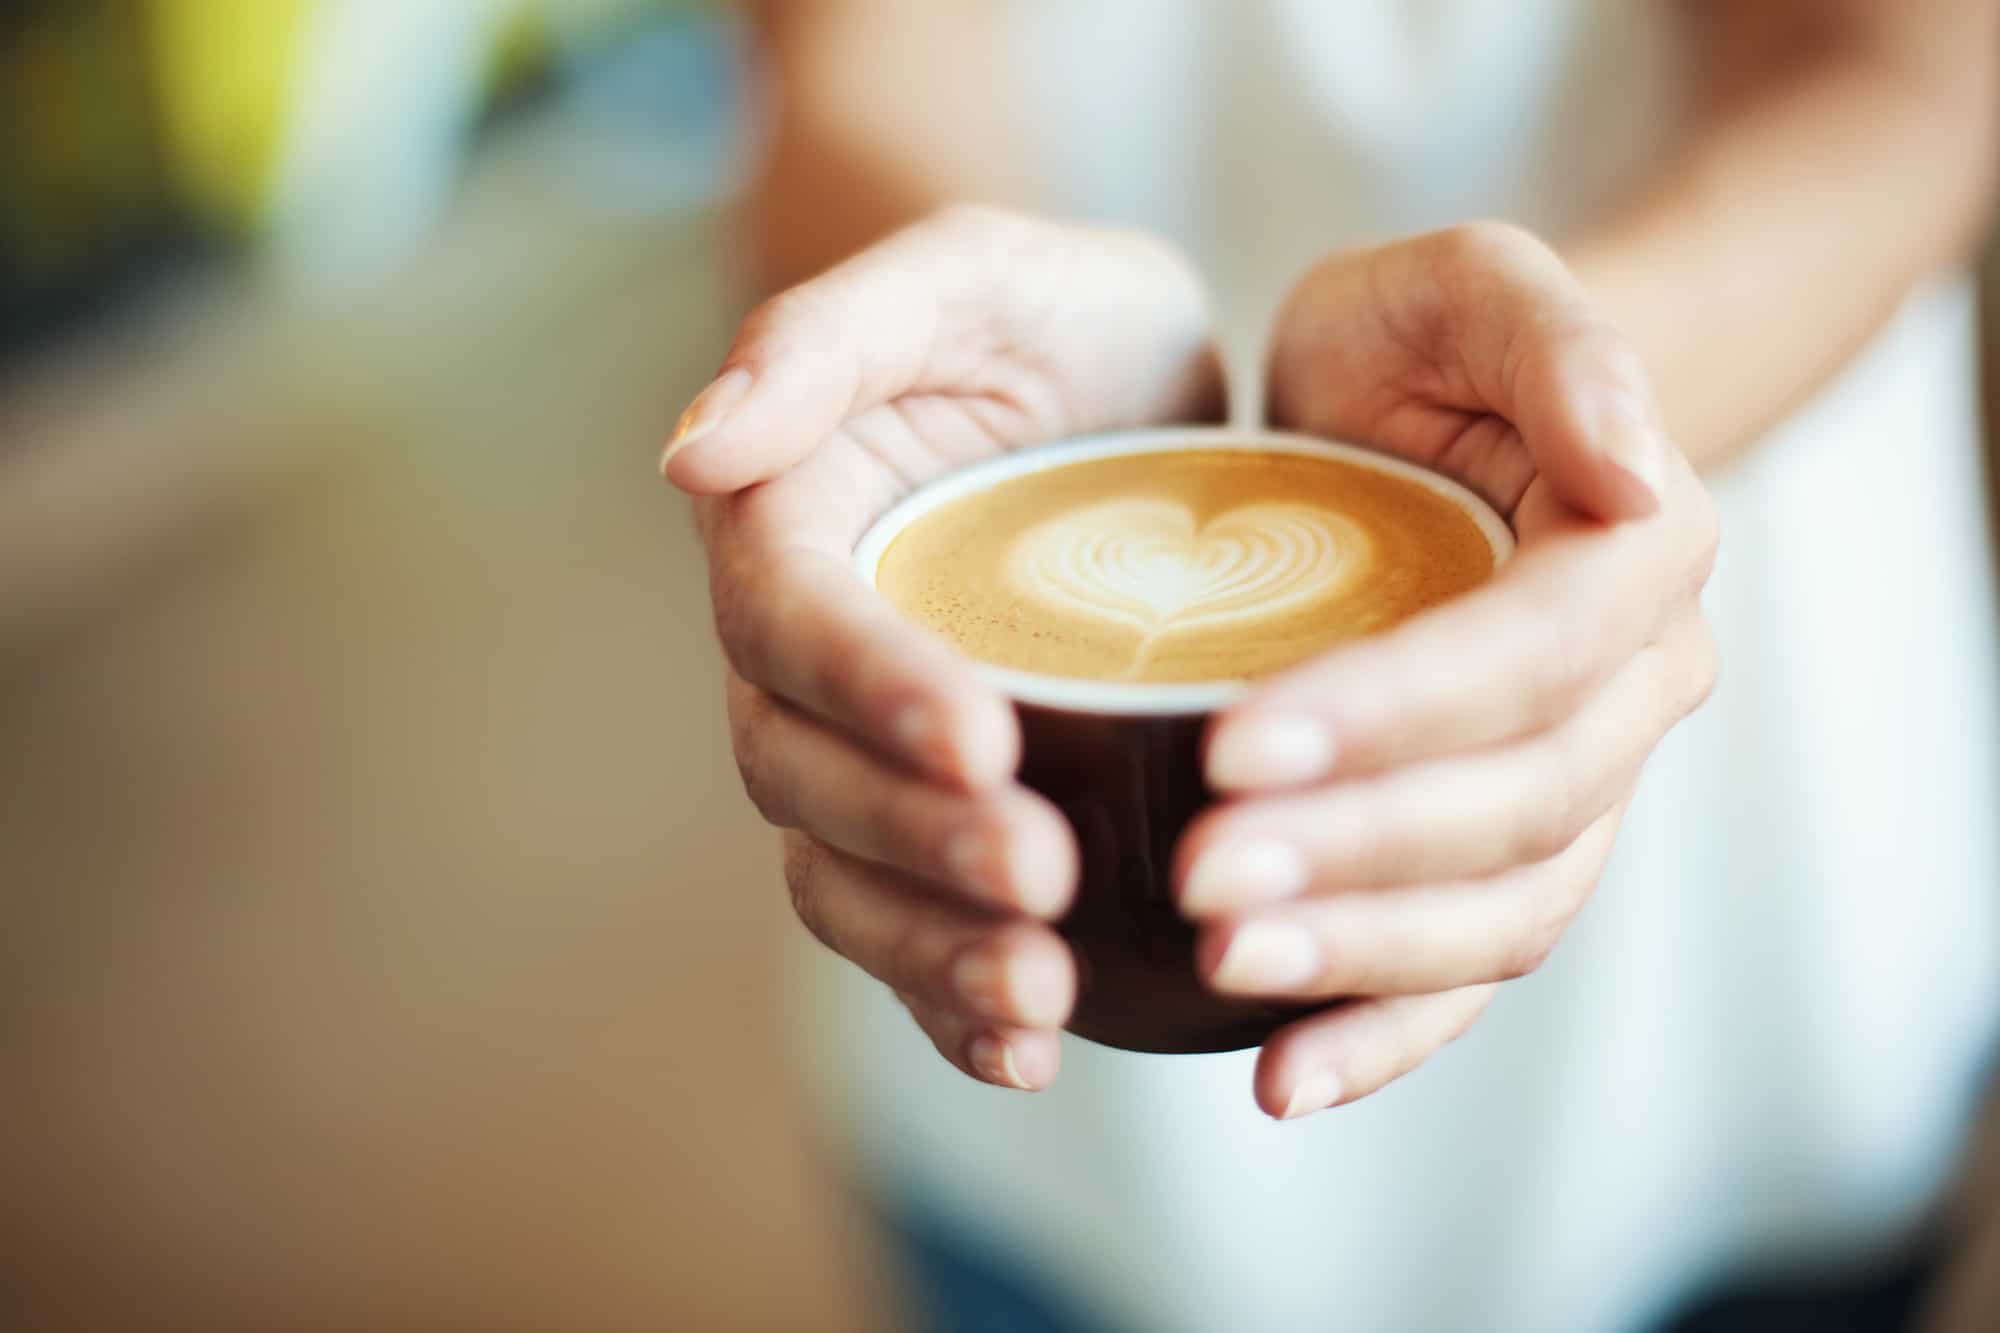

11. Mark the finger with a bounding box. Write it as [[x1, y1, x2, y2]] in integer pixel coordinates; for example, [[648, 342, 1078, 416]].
[[783, 834, 1077, 1031], [731, 677, 1078, 916], [894, 995, 1064, 1092], [662, 206, 1224, 493], [1205, 496, 1711, 791], [1255, 986, 1498, 1120], [713, 544, 1019, 787], [1183, 626, 1695, 903], [1191, 805, 1622, 1001]]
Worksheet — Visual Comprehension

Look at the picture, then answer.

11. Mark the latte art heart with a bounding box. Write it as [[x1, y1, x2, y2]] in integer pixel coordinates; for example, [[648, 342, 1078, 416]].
[[1009, 499, 1371, 641], [875, 447, 1498, 684]]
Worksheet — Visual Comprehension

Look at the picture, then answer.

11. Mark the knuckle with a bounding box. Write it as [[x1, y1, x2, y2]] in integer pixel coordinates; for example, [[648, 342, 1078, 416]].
[[1555, 847, 1607, 918], [710, 557, 774, 680], [1496, 831, 1610, 984], [1498, 887, 1587, 983], [738, 750, 792, 830], [1509, 314, 1642, 427], [856, 779, 911, 861], [744, 285, 818, 345], [726, 694, 788, 827], [1527, 605, 1599, 720], [1509, 745, 1586, 865], [1495, 883, 1574, 981], [1509, 804, 1574, 868], [929, 201, 1030, 244], [731, 288, 814, 366], [738, 285, 848, 377], [1690, 493, 1723, 588], [803, 628, 866, 719], [1429, 219, 1546, 275], [1371, 654, 1457, 752], [724, 679, 757, 757], [1530, 310, 1641, 373], [1495, 925, 1561, 982], [1305, 921, 1357, 991], [1686, 618, 1722, 714], [919, 1015, 968, 1068], [1327, 794, 1392, 881], [782, 839, 837, 954], [881, 913, 948, 999], [767, 557, 865, 711], [1442, 987, 1499, 1047], [718, 552, 835, 702], [1588, 325, 1649, 383], [732, 297, 778, 351]]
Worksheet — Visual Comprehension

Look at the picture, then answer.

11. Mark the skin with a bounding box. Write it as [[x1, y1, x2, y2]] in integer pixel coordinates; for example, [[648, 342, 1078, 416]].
[[667, 0, 2000, 1117]]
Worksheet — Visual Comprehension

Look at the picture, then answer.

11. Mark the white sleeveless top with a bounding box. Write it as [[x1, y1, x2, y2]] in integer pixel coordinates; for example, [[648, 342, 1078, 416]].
[[797, 5, 2000, 1330]]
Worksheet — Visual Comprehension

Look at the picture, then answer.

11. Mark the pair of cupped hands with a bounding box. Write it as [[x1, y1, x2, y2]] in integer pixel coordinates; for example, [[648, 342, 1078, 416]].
[[662, 207, 1718, 1120]]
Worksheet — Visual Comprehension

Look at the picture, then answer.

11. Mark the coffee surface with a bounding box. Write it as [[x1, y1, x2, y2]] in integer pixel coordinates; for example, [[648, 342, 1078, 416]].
[[875, 448, 1497, 683]]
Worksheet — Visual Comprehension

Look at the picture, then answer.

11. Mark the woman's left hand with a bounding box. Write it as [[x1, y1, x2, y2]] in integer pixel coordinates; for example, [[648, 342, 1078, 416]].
[[1178, 222, 1720, 1120]]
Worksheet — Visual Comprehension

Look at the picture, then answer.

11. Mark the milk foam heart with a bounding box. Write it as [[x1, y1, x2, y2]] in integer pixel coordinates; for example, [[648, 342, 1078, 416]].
[[870, 446, 1498, 685], [1008, 499, 1371, 640]]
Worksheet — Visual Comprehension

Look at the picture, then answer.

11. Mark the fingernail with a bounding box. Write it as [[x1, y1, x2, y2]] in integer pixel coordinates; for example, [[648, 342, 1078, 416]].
[[1207, 715, 1335, 791], [968, 1034, 1029, 1089], [1211, 920, 1321, 994], [1181, 838, 1309, 915], [660, 367, 752, 474], [1281, 1069, 1341, 1120]]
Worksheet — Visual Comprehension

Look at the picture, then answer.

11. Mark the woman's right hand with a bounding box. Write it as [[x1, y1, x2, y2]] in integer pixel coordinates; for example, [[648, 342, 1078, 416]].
[[663, 207, 1224, 1091]]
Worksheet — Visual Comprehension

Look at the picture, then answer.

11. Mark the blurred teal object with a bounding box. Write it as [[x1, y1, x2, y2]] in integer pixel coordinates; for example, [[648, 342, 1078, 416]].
[[541, 8, 749, 216]]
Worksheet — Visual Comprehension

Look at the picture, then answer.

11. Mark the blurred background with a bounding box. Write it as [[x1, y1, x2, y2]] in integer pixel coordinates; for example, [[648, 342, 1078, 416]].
[[1, 2, 892, 1328], [6, 5, 2000, 1332]]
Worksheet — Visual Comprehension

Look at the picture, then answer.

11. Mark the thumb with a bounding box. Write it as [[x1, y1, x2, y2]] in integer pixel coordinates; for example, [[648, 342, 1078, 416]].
[[1506, 314, 1669, 523], [660, 215, 957, 495], [662, 206, 1225, 496], [1444, 224, 1667, 522], [1271, 223, 1669, 524]]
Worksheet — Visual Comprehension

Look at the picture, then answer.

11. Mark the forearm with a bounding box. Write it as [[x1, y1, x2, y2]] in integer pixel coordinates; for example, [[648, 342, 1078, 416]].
[[742, 0, 1031, 294], [1568, 6, 2000, 470]]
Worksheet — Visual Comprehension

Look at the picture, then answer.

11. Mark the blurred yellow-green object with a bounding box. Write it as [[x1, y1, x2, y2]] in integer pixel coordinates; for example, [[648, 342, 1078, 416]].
[[142, 0, 314, 232], [1, 0, 693, 354], [6, 0, 685, 238], [140, 0, 634, 235], [141, 0, 590, 234]]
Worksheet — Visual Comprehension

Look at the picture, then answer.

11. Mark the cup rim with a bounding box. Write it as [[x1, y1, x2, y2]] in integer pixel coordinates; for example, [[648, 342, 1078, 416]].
[[851, 427, 1516, 717]]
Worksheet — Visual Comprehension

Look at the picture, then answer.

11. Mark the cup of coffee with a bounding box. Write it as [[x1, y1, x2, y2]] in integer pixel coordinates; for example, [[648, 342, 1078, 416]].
[[853, 428, 1513, 1053]]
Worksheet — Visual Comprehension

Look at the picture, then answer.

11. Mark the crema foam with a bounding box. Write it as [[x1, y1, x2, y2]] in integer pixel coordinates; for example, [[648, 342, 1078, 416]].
[[874, 447, 1497, 684]]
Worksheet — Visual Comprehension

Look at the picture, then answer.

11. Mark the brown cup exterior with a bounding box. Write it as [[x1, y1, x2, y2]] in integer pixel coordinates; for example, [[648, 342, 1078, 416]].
[[1018, 700, 1320, 1053], [854, 428, 1516, 1057]]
